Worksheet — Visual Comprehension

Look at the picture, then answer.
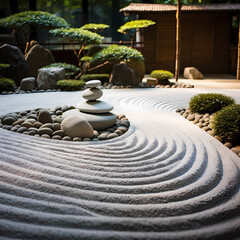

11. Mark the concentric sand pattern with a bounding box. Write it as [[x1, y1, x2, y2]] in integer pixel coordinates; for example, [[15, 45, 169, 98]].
[[0, 88, 240, 239]]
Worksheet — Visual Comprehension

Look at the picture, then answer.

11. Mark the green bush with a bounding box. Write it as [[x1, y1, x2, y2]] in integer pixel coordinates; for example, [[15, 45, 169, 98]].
[[189, 93, 235, 114], [150, 70, 173, 81], [43, 63, 79, 79], [90, 45, 144, 64], [0, 64, 10, 70], [0, 78, 15, 92], [80, 74, 109, 82], [57, 79, 85, 91], [212, 104, 240, 142]]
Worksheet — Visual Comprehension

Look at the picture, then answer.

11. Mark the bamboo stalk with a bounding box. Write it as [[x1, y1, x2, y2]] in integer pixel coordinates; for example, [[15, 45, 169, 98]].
[[237, 14, 240, 80], [175, 0, 181, 82]]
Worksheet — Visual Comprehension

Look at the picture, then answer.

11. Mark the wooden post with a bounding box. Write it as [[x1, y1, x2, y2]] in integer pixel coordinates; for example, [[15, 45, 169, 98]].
[[237, 15, 240, 80], [175, 0, 181, 82]]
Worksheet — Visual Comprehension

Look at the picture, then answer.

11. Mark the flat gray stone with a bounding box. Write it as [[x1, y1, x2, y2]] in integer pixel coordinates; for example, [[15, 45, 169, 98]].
[[62, 109, 116, 130], [86, 80, 101, 88], [77, 100, 113, 114], [82, 88, 103, 101]]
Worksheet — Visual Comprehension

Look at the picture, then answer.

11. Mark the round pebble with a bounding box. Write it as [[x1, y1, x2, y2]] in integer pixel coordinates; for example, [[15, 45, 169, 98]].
[[52, 123, 61, 131], [83, 138, 91, 141], [41, 134, 50, 139], [13, 119, 25, 126], [53, 130, 65, 137], [17, 127, 28, 133], [38, 110, 52, 124], [93, 130, 99, 138], [21, 122, 33, 128], [98, 133, 108, 140], [73, 137, 82, 142], [10, 127, 18, 132], [117, 126, 128, 133], [107, 133, 118, 139], [115, 130, 123, 136], [40, 123, 53, 129], [61, 105, 69, 112], [62, 136, 72, 141], [214, 136, 223, 142], [224, 142, 233, 149], [38, 128, 53, 136], [231, 147, 240, 155], [2, 117, 16, 125], [33, 122, 42, 128], [52, 135, 62, 140], [92, 138, 99, 141]]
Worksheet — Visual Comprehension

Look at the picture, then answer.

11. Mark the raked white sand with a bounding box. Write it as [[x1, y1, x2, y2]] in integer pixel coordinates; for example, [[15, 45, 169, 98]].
[[0, 88, 240, 240]]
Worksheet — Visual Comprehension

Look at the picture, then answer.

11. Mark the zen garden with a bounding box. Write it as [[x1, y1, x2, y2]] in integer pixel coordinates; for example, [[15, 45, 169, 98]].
[[0, 1, 240, 240]]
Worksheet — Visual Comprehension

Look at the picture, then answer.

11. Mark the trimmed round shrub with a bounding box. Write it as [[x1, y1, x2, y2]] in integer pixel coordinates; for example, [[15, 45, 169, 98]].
[[43, 63, 79, 79], [0, 78, 15, 92], [80, 74, 109, 82], [189, 93, 235, 114], [150, 70, 173, 85], [212, 104, 240, 142], [57, 80, 85, 91]]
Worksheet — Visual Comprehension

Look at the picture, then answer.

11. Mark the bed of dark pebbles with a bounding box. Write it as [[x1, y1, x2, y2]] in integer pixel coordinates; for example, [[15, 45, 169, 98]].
[[176, 108, 240, 158], [0, 82, 194, 95], [0, 105, 129, 142]]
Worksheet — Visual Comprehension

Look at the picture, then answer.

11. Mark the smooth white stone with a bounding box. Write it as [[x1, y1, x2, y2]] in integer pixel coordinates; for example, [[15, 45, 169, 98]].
[[61, 115, 93, 138], [82, 88, 103, 101], [77, 100, 113, 113], [62, 109, 117, 130], [86, 80, 101, 88]]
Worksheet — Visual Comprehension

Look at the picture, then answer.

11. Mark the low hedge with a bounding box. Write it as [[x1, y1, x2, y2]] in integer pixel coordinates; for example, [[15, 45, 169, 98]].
[[0, 78, 15, 92], [150, 70, 173, 85], [212, 104, 240, 142], [189, 93, 235, 114], [57, 79, 85, 91], [80, 74, 110, 82]]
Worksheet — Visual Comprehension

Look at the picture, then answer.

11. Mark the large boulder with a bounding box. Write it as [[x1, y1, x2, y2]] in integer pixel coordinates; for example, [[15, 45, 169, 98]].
[[0, 44, 28, 85], [20, 77, 36, 91], [109, 62, 142, 86], [183, 67, 204, 79], [37, 67, 65, 90], [61, 115, 94, 138], [25, 43, 55, 78]]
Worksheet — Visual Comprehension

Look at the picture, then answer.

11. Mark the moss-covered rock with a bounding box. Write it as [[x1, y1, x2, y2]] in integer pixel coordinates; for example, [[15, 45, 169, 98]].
[[0, 78, 15, 92], [189, 93, 235, 114], [212, 104, 240, 142]]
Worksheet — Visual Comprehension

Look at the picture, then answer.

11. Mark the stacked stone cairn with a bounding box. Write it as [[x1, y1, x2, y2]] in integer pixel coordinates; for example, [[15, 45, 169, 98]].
[[62, 80, 118, 137], [0, 80, 129, 141]]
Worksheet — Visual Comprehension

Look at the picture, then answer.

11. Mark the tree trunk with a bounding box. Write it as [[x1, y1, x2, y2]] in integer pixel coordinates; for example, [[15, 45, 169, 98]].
[[175, 0, 181, 82], [237, 15, 240, 80]]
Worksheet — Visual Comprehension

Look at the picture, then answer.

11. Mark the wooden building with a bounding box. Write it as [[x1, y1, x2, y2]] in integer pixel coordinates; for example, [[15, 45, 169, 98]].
[[120, 3, 240, 75]]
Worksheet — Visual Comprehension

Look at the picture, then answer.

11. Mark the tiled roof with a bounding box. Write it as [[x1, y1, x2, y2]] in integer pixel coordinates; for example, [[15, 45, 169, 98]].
[[120, 3, 240, 13]]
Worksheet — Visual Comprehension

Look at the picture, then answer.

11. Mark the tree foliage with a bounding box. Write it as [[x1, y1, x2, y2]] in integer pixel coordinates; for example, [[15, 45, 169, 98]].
[[49, 28, 103, 44], [89, 44, 144, 64], [0, 11, 70, 30], [81, 23, 110, 33], [118, 19, 156, 33]]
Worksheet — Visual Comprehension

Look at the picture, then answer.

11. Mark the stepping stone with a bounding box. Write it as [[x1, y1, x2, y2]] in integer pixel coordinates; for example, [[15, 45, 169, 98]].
[[62, 109, 116, 130], [86, 80, 101, 88], [82, 88, 103, 101], [77, 100, 114, 114]]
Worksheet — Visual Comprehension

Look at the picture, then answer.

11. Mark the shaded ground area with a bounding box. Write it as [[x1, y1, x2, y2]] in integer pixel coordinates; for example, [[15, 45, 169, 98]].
[[0, 87, 240, 239]]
